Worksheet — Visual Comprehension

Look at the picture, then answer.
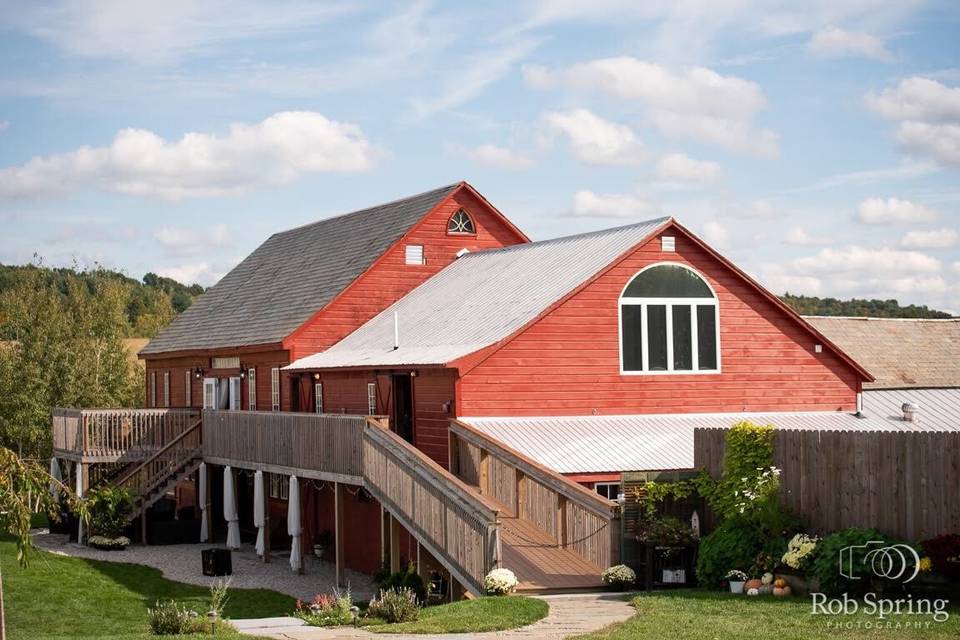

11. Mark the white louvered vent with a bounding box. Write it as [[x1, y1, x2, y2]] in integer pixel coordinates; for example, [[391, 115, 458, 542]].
[[405, 245, 424, 265], [661, 236, 676, 252]]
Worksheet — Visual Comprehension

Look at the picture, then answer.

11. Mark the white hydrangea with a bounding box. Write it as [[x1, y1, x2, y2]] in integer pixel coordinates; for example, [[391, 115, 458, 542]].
[[484, 568, 518, 595], [601, 564, 637, 586], [781, 533, 820, 569]]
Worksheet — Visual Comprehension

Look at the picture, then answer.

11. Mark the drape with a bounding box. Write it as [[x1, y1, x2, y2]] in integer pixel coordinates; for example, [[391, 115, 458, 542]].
[[287, 475, 302, 572], [224, 466, 241, 549], [199, 462, 208, 542], [254, 470, 265, 556]]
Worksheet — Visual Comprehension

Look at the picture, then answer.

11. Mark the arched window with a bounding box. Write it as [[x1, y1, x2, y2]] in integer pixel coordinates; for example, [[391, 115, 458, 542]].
[[447, 208, 476, 234], [620, 263, 719, 374]]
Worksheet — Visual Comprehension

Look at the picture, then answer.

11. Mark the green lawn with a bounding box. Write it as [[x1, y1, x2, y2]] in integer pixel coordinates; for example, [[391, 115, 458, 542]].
[[368, 595, 548, 634], [575, 591, 960, 640], [0, 538, 294, 640]]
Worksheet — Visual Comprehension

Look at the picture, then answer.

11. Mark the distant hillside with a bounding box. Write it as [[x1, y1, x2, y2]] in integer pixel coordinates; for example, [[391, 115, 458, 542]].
[[0, 263, 205, 338], [780, 293, 953, 319]]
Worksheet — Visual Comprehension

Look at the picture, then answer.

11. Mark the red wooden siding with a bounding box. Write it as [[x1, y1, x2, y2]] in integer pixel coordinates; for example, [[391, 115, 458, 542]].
[[459, 228, 861, 416], [285, 188, 527, 361]]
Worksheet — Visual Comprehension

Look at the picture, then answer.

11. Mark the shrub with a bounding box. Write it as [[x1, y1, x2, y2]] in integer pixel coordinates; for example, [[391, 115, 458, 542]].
[[88, 535, 130, 551], [696, 518, 765, 588], [86, 486, 133, 538], [782, 533, 820, 571], [148, 600, 193, 635], [811, 527, 919, 596], [484, 568, 519, 595], [601, 564, 636, 587], [921, 534, 960, 578], [635, 516, 697, 546], [377, 562, 427, 603], [367, 588, 420, 623], [294, 587, 354, 627]]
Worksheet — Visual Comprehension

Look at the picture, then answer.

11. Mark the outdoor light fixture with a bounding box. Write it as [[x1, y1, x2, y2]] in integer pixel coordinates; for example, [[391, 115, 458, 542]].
[[207, 610, 218, 633], [350, 606, 360, 627], [313, 372, 321, 381], [193, 366, 204, 380], [239, 364, 247, 379]]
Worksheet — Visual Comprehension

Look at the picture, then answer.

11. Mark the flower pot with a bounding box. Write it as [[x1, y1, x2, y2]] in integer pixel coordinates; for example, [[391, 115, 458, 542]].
[[729, 580, 745, 594], [313, 545, 326, 559]]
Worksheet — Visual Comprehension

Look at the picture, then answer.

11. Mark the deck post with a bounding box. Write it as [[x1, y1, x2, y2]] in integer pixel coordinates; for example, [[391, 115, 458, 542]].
[[556, 496, 568, 548], [263, 475, 272, 563], [380, 505, 387, 567], [203, 465, 213, 544], [447, 431, 459, 476], [478, 449, 489, 495], [389, 514, 401, 573], [334, 482, 345, 587], [514, 469, 525, 518]]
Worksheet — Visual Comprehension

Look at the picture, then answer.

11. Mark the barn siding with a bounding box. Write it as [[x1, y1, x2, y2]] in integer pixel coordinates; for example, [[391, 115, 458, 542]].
[[286, 189, 526, 361], [459, 229, 861, 416]]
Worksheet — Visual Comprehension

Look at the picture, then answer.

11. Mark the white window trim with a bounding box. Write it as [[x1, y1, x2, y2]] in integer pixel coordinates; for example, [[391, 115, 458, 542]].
[[367, 382, 377, 415], [271, 368, 280, 411], [618, 262, 721, 376], [184, 370, 192, 407], [314, 382, 323, 414], [248, 368, 257, 410], [594, 482, 622, 500], [163, 371, 170, 407]]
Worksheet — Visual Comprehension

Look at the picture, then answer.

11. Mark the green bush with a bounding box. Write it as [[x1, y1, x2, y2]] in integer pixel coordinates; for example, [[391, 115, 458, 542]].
[[811, 527, 919, 596], [367, 588, 420, 623], [86, 485, 133, 538], [148, 600, 193, 635], [696, 519, 765, 588], [635, 516, 697, 546], [294, 588, 354, 627], [377, 562, 427, 603]]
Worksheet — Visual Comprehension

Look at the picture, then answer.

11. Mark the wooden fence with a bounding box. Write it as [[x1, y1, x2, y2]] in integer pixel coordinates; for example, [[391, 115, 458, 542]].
[[449, 419, 620, 571], [202, 410, 367, 482], [694, 428, 960, 541], [362, 420, 501, 596], [52, 408, 200, 462]]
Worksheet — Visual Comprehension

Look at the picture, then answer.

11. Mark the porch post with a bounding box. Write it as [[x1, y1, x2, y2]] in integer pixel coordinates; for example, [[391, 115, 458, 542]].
[[263, 479, 271, 563], [478, 450, 489, 495], [556, 496, 568, 548], [334, 482, 345, 587], [380, 505, 387, 567], [389, 514, 401, 573]]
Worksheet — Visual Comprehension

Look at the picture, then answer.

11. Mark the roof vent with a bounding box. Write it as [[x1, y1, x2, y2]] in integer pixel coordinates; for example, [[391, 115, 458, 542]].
[[661, 235, 676, 252], [901, 402, 919, 423], [455, 248, 470, 258]]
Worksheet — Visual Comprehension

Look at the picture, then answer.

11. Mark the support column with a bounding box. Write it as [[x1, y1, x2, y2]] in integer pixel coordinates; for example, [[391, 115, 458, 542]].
[[448, 432, 459, 475], [334, 482, 345, 587], [556, 496, 568, 548], [478, 450, 489, 495], [389, 514, 401, 573], [514, 469, 526, 519], [380, 505, 388, 567]]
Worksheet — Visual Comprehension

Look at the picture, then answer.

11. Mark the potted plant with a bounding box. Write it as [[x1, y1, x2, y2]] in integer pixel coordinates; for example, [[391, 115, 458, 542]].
[[725, 569, 748, 594], [313, 530, 333, 559], [602, 564, 637, 591]]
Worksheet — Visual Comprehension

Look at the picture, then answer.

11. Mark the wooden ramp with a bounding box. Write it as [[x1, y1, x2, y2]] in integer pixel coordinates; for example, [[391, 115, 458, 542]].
[[494, 501, 607, 593]]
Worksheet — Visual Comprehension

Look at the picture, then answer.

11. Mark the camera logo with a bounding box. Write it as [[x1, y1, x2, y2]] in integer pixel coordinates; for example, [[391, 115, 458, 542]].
[[839, 541, 920, 583]]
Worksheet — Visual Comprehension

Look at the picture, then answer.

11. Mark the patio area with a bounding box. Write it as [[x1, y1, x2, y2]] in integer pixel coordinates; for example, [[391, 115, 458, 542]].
[[33, 530, 375, 602]]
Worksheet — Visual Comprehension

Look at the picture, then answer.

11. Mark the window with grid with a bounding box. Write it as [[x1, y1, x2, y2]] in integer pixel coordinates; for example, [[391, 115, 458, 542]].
[[314, 383, 323, 414], [269, 473, 288, 500], [163, 372, 170, 407], [150, 371, 157, 407], [248, 368, 257, 410], [184, 370, 192, 406], [620, 263, 719, 374], [271, 368, 280, 411], [367, 382, 377, 415], [447, 208, 476, 234]]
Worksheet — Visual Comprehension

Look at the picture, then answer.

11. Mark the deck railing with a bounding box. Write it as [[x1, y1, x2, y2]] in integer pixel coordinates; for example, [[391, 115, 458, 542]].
[[362, 419, 502, 596], [449, 419, 620, 570], [114, 418, 203, 507], [52, 408, 201, 461], [202, 410, 369, 481]]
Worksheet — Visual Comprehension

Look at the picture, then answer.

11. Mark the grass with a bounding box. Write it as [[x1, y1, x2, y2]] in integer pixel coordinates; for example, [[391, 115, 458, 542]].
[[0, 538, 294, 640], [574, 590, 960, 640], [367, 595, 549, 634]]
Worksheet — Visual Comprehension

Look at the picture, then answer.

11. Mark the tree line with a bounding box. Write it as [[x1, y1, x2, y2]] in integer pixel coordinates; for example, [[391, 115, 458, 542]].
[[779, 293, 953, 319]]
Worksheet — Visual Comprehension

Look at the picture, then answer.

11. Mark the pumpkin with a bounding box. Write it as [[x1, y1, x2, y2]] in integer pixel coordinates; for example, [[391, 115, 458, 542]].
[[774, 578, 788, 589], [744, 578, 763, 591], [773, 585, 793, 597]]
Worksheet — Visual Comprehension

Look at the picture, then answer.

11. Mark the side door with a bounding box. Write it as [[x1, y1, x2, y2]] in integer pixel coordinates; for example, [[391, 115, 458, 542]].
[[203, 378, 217, 410]]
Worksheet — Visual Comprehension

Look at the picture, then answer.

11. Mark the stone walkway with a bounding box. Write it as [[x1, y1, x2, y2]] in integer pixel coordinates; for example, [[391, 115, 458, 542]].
[[33, 531, 375, 601], [233, 593, 635, 640]]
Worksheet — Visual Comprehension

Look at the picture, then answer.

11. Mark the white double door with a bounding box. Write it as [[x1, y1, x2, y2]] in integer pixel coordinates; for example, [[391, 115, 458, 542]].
[[203, 377, 241, 410]]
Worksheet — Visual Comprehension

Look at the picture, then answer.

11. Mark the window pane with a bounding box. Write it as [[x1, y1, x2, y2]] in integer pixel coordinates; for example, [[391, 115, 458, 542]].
[[697, 305, 718, 370], [672, 305, 692, 370], [621, 304, 643, 371], [647, 305, 668, 370], [624, 264, 713, 298]]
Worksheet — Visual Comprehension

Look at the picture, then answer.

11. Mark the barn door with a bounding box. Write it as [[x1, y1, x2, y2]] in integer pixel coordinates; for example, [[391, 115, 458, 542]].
[[203, 378, 217, 409]]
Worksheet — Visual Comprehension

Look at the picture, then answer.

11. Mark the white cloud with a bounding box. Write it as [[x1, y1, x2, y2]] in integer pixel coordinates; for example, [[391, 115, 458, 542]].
[[790, 161, 937, 192], [542, 109, 645, 166], [731, 199, 777, 219], [154, 224, 230, 256], [857, 197, 939, 224], [155, 262, 228, 286], [571, 190, 659, 219], [793, 246, 940, 277], [900, 228, 959, 249], [462, 144, 534, 170], [701, 220, 728, 248], [785, 227, 831, 246], [655, 153, 721, 183], [807, 26, 892, 61], [866, 77, 960, 167], [0, 111, 380, 201], [526, 57, 778, 157]]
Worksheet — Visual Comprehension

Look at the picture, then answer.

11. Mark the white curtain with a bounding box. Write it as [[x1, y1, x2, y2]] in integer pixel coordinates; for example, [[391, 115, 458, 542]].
[[223, 466, 241, 549], [287, 475, 301, 572], [199, 463, 208, 543], [254, 470, 265, 557], [75, 462, 84, 543], [49, 457, 62, 500]]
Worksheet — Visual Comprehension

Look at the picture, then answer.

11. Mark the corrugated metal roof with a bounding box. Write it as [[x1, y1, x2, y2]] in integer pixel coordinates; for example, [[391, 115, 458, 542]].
[[804, 316, 960, 389], [285, 217, 670, 370], [862, 388, 960, 431], [141, 183, 460, 355], [463, 401, 959, 474]]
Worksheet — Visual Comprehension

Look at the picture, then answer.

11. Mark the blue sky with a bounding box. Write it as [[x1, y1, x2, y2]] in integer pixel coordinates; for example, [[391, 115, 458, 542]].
[[1, 1, 958, 312]]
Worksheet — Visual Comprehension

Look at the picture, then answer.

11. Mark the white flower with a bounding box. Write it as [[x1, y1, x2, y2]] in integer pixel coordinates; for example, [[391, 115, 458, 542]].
[[602, 564, 637, 586], [484, 568, 518, 595]]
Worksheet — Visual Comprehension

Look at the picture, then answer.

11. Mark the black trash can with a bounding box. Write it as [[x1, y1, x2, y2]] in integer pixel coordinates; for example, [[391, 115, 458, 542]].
[[202, 548, 232, 576]]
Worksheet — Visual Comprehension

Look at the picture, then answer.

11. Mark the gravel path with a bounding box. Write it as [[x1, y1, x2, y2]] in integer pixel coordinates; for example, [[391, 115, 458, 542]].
[[232, 593, 635, 640], [33, 531, 375, 602]]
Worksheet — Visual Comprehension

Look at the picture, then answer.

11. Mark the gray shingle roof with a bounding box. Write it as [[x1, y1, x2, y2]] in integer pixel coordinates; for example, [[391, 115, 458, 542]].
[[804, 316, 960, 389], [285, 217, 670, 370], [141, 183, 460, 355]]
